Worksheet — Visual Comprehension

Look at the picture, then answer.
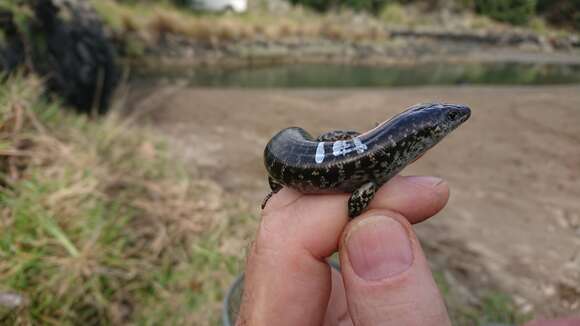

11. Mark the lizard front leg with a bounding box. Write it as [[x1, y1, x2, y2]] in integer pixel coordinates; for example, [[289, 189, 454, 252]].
[[348, 181, 377, 218]]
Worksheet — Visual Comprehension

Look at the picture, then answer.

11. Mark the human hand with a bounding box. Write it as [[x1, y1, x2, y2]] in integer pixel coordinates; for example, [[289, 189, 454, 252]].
[[238, 175, 452, 326], [236, 175, 580, 326]]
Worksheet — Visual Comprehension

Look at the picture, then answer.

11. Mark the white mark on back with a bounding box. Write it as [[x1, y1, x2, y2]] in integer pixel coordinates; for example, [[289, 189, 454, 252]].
[[332, 137, 368, 157], [315, 142, 325, 164], [353, 137, 367, 153], [332, 141, 348, 156]]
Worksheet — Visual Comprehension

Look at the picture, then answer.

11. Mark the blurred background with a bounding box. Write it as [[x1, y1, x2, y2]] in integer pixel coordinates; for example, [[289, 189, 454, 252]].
[[0, 0, 579, 324]]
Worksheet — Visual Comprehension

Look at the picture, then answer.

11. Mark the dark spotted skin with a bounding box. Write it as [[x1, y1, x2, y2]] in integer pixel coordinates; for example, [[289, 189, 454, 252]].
[[317, 130, 361, 142], [263, 103, 471, 218], [347, 182, 377, 217]]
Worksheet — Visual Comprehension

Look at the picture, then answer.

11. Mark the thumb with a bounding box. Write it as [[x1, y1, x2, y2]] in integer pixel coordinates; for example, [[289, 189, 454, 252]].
[[339, 210, 451, 326]]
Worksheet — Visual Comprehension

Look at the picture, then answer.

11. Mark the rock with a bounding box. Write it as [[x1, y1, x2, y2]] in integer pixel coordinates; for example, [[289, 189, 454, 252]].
[[0, 0, 119, 114], [0, 10, 26, 72], [0, 292, 27, 309]]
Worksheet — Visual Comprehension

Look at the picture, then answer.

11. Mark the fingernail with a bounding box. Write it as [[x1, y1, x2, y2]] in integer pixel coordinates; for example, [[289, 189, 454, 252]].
[[406, 176, 445, 188], [346, 216, 413, 281]]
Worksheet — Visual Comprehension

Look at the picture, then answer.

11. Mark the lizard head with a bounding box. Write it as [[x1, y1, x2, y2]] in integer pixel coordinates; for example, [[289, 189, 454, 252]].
[[406, 102, 471, 140]]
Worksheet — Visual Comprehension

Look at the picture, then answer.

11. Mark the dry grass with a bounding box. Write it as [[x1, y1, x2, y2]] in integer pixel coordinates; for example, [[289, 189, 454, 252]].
[[148, 10, 189, 42], [318, 22, 347, 41], [120, 13, 139, 34], [90, 0, 397, 48], [0, 76, 255, 325]]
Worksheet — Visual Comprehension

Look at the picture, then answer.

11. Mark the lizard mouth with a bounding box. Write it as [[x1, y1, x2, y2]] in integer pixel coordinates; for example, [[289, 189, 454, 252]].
[[453, 104, 471, 124]]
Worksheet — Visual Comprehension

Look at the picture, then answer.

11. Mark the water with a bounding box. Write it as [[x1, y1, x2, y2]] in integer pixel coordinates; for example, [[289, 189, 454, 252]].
[[139, 62, 580, 88]]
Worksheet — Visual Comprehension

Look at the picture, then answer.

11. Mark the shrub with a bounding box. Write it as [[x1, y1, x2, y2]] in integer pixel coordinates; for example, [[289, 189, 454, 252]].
[[342, 0, 386, 14], [288, 0, 388, 15], [475, 0, 536, 25], [379, 3, 408, 25], [454, 0, 476, 9], [288, 0, 333, 12], [536, 0, 580, 30]]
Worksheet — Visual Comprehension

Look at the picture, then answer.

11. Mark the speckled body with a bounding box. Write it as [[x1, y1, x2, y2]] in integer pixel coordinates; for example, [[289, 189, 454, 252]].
[[263, 103, 471, 217]]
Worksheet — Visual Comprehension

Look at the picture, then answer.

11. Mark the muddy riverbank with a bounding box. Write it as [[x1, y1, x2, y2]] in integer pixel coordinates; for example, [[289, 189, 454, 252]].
[[136, 25, 580, 70]]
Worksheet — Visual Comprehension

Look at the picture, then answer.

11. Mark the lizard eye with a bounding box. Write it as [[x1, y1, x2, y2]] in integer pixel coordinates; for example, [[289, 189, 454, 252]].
[[447, 111, 459, 121]]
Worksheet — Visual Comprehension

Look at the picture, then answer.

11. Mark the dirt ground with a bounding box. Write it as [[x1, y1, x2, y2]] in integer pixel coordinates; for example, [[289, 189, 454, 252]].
[[129, 84, 580, 318]]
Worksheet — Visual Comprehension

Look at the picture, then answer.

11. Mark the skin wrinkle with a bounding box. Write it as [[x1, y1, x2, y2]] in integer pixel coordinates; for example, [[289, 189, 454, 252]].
[[406, 176, 448, 203], [255, 220, 327, 279], [288, 247, 331, 281], [374, 178, 449, 223], [376, 301, 416, 322], [292, 196, 348, 259], [347, 274, 440, 325]]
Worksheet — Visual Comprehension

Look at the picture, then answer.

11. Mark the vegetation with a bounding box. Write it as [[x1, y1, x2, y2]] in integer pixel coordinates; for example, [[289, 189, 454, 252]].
[[95, 0, 580, 32], [0, 75, 255, 324], [537, 0, 580, 30], [88, 0, 574, 67], [474, 0, 536, 25], [287, 0, 578, 30], [287, 0, 385, 14], [431, 272, 530, 325]]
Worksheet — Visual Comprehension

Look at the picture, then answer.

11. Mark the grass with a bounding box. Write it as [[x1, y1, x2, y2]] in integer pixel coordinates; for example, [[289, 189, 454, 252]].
[[0, 75, 256, 325], [434, 272, 531, 325]]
